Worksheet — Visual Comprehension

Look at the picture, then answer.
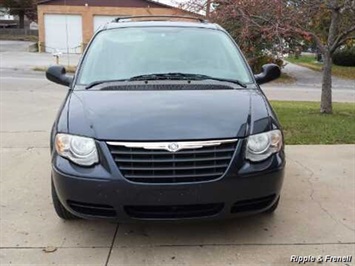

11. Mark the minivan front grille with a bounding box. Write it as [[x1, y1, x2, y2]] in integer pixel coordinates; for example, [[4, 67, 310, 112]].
[[107, 139, 237, 183]]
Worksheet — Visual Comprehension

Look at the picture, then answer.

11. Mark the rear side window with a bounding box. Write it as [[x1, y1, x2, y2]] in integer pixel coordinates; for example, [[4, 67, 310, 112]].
[[78, 27, 253, 85]]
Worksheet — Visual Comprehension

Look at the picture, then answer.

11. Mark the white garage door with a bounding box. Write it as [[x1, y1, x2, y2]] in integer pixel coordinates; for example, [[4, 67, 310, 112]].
[[93, 16, 117, 32], [44, 14, 82, 54]]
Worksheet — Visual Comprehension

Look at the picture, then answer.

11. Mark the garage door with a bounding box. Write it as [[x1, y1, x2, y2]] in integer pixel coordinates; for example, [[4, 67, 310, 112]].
[[93, 16, 117, 32], [44, 14, 82, 54]]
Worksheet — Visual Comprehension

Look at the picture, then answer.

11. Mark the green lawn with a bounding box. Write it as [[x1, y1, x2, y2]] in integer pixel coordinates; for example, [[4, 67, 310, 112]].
[[287, 55, 355, 80], [271, 101, 355, 144], [271, 73, 296, 84], [0, 35, 38, 42], [33, 65, 77, 73]]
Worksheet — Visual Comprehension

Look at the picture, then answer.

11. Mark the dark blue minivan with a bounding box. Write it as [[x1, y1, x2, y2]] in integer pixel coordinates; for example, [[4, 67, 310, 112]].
[[47, 16, 285, 221]]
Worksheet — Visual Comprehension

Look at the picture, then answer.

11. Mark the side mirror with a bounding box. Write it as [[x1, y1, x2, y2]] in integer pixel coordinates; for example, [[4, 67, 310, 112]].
[[46, 65, 73, 87], [254, 64, 281, 85]]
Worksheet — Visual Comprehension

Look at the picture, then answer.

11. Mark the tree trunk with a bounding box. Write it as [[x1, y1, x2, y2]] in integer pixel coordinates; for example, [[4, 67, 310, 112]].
[[320, 50, 332, 114], [319, 7, 340, 114], [18, 11, 25, 29], [206, 0, 211, 18]]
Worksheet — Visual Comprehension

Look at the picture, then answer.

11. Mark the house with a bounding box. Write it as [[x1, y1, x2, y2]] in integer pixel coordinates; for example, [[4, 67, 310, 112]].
[[0, 8, 14, 21], [0, 4, 18, 28], [37, 0, 196, 53]]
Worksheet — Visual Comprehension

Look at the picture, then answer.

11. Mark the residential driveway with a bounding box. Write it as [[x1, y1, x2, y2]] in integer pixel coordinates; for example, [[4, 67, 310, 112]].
[[282, 61, 355, 90], [0, 69, 354, 265]]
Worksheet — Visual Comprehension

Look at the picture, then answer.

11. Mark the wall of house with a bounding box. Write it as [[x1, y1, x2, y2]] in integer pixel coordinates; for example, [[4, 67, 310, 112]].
[[37, 5, 189, 52]]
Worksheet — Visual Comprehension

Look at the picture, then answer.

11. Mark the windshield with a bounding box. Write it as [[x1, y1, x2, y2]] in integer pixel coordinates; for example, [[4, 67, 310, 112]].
[[77, 27, 253, 85]]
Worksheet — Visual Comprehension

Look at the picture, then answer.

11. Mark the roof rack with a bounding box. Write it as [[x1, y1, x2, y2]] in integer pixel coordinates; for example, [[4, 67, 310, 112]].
[[114, 15, 208, 23]]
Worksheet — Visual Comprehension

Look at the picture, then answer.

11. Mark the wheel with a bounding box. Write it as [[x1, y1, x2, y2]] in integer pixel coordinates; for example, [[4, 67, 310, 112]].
[[264, 196, 280, 214], [51, 179, 79, 220]]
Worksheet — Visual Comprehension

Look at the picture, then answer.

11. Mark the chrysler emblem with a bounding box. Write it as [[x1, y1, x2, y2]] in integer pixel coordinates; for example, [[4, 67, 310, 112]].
[[167, 143, 180, 152]]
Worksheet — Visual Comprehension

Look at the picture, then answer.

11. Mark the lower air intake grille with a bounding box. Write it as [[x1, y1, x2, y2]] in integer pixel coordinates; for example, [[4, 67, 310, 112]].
[[231, 195, 276, 213], [125, 203, 224, 219], [67, 200, 116, 217], [107, 140, 237, 183]]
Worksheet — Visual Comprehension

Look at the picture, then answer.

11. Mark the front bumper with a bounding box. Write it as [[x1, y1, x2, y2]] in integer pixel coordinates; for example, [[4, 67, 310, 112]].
[[51, 140, 285, 222]]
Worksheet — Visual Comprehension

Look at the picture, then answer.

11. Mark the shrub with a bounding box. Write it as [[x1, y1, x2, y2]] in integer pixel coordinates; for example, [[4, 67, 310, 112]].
[[248, 55, 284, 74], [332, 46, 355, 67]]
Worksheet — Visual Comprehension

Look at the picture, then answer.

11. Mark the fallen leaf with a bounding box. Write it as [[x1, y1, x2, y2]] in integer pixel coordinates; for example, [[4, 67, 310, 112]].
[[43, 246, 57, 253]]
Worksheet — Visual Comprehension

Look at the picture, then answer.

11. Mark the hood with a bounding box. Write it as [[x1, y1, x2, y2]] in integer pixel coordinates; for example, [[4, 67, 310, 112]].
[[67, 88, 270, 141]]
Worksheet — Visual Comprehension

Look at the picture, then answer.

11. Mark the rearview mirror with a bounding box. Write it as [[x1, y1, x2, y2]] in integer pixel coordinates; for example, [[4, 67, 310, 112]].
[[254, 64, 281, 85], [46, 65, 73, 87]]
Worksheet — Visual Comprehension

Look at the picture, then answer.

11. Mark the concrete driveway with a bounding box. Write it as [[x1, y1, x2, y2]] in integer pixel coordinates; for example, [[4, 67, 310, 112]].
[[0, 69, 354, 265]]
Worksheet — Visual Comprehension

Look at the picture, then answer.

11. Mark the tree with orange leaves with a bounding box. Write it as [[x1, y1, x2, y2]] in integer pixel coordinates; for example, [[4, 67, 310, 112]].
[[181, 0, 355, 113]]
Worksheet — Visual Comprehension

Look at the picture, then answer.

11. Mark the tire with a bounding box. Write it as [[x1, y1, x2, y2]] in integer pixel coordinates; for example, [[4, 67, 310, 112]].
[[264, 196, 280, 214], [51, 180, 79, 220]]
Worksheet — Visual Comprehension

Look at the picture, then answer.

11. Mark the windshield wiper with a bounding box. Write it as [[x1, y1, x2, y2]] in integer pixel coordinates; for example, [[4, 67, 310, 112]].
[[196, 75, 247, 88], [85, 73, 247, 89], [129, 73, 247, 88], [85, 79, 128, 90], [85, 74, 190, 89]]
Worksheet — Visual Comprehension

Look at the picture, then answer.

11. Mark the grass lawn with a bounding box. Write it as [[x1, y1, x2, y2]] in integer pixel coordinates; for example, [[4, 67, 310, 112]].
[[0, 35, 38, 42], [270, 73, 296, 84], [287, 55, 355, 80], [271, 101, 355, 144], [33, 65, 77, 73]]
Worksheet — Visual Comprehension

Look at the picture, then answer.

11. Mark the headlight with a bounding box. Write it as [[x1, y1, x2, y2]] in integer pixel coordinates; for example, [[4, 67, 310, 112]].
[[55, 133, 98, 166], [245, 130, 283, 162]]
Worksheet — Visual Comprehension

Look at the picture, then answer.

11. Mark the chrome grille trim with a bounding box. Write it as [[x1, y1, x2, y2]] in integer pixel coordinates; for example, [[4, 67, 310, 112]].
[[106, 139, 238, 153]]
